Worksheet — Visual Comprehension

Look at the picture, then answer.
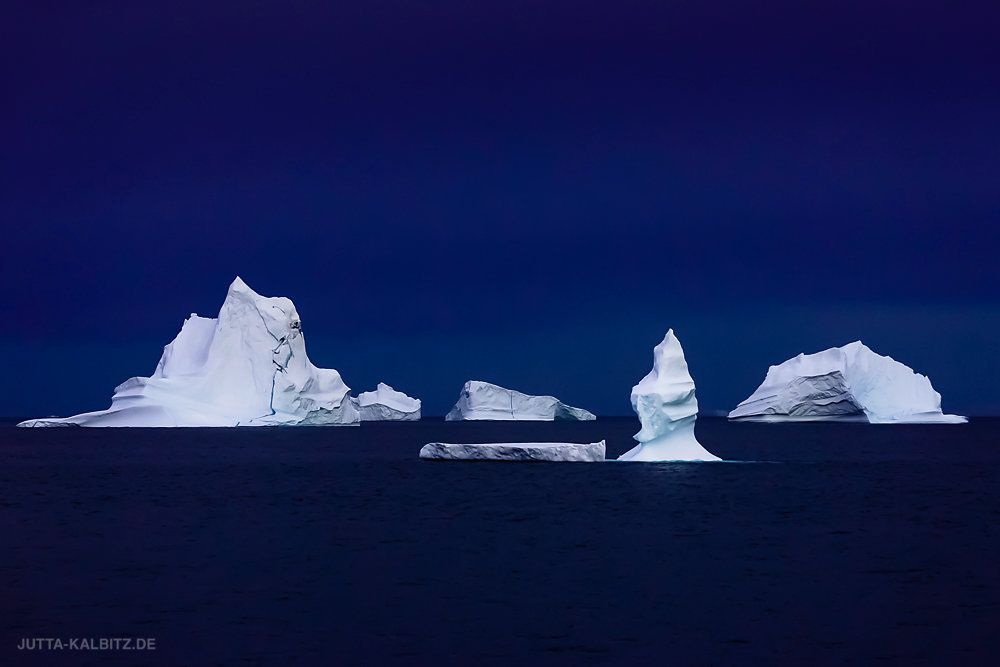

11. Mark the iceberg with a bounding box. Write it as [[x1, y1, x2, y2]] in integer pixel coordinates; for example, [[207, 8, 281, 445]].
[[728, 341, 967, 424], [353, 382, 421, 421], [18, 278, 359, 427], [420, 441, 606, 462], [444, 380, 596, 421], [619, 330, 721, 462]]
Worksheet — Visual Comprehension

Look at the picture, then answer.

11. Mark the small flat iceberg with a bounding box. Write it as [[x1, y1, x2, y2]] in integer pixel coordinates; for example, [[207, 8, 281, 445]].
[[619, 330, 721, 462], [445, 380, 596, 421], [420, 441, 606, 462], [729, 341, 967, 424], [18, 278, 359, 427], [353, 383, 421, 421]]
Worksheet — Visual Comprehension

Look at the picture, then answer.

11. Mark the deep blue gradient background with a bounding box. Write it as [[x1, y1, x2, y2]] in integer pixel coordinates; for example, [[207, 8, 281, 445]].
[[3, 1, 999, 417]]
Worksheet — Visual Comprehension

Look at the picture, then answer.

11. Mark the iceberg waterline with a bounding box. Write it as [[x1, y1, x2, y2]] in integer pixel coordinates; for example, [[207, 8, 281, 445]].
[[729, 341, 967, 424], [17, 279, 966, 432]]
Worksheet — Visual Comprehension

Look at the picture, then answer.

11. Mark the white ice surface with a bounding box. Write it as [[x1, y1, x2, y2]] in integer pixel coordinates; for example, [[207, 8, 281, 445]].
[[618, 330, 721, 462], [444, 380, 596, 421], [18, 278, 359, 427], [353, 382, 421, 421], [420, 440, 606, 462], [729, 341, 966, 424]]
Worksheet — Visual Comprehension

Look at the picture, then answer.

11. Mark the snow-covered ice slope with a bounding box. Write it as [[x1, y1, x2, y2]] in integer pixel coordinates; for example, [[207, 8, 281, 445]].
[[444, 380, 596, 421], [353, 383, 421, 421], [729, 341, 966, 424], [420, 441, 606, 462], [19, 278, 359, 427], [619, 330, 721, 462]]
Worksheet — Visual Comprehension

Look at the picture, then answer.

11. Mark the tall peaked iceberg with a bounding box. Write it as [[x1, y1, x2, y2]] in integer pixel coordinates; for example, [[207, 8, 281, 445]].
[[445, 381, 596, 421], [729, 341, 966, 424], [353, 383, 421, 421], [19, 278, 359, 427], [619, 330, 721, 462]]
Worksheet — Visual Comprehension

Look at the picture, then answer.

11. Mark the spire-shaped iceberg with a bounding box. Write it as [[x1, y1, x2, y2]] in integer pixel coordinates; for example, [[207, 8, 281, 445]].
[[18, 278, 359, 427], [729, 341, 966, 424], [619, 330, 721, 462]]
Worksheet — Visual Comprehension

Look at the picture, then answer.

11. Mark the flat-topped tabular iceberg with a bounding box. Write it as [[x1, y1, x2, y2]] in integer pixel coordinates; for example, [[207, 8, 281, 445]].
[[420, 441, 606, 462], [18, 278, 359, 427], [444, 380, 596, 421], [729, 341, 966, 424], [619, 330, 721, 462], [353, 383, 421, 421]]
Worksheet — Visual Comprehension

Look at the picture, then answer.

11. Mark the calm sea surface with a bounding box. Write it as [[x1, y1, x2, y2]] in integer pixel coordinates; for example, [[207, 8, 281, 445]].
[[1, 417, 998, 665]]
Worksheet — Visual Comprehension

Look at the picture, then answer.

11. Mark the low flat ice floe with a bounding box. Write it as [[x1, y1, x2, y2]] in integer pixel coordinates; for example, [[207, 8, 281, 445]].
[[419, 441, 606, 462]]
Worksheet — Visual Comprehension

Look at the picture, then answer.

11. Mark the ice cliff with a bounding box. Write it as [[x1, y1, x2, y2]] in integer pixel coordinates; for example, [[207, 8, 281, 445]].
[[18, 278, 359, 427], [728, 341, 966, 423], [619, 330, 721, 461], [444, 380, 596, 421], [353, 383, 421, 421]]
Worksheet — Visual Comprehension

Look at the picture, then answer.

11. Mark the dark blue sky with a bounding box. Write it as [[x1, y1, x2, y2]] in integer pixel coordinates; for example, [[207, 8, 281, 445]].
[[3, 1, 999, 417]]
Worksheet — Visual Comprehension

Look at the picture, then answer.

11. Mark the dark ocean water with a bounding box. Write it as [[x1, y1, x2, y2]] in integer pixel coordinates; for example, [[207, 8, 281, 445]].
[[1, 417, 998, 666]]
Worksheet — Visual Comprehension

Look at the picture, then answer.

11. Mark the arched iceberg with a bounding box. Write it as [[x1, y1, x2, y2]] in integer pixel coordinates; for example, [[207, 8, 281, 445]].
[[729, 341, 966, 424]]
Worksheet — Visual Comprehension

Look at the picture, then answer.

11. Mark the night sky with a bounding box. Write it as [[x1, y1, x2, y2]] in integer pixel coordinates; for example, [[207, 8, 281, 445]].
[[3, 1, 999, 417]]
